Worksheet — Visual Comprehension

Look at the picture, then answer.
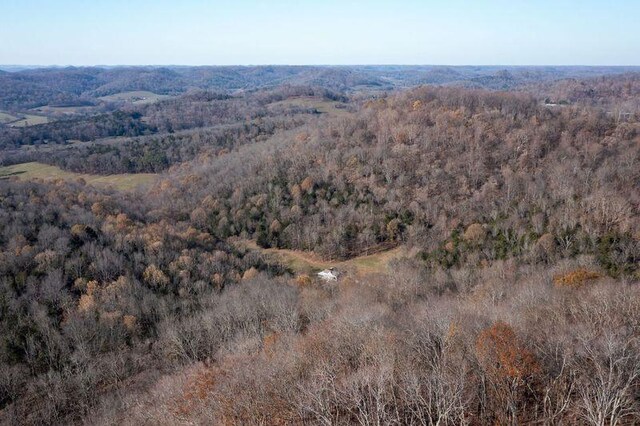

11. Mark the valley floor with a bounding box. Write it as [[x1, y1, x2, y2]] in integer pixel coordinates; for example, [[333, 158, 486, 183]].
[[233, 238, 409, 276]]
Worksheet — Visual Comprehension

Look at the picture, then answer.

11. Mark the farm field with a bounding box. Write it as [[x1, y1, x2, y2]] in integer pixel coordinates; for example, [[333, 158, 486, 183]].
[[268, 97, 352, 117], [0, 162, 158, 190], [8, 114, 50, 127], [0, 111, 19, 124], [31, 105, 98, 116], [98, 90, 172, 104]]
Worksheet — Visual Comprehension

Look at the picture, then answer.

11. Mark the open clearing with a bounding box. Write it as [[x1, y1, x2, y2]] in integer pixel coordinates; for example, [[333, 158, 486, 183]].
[[0, 162, 157, 190], [98, 91, 172, 104], [8, 114, 50, 127], [31, 105, 98, 117], [269, 97, 352, 118], [0, 111, 20, 124], [233, 238, 407, 276]]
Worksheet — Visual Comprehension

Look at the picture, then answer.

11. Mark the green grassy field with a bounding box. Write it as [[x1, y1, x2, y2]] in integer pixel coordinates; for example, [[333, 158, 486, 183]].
[[0, 162, 158, 191], [98, 91, 172, 104], [8, 114, 50, 127]]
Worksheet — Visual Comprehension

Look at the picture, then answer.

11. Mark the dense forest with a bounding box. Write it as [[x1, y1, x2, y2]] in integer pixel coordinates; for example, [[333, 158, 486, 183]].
[[0, 68, 639, 425]]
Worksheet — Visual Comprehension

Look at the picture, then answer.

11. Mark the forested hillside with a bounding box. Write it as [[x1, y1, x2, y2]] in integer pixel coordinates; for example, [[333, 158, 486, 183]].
[[0, 69, 639, 425], [158, 85, 639, 271]]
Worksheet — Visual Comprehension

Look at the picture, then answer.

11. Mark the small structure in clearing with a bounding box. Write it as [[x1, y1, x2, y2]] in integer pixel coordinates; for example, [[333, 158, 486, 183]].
[[317, 268, 339, 281]]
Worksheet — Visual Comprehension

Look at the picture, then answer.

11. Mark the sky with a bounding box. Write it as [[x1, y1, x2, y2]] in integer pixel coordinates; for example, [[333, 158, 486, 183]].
[[1, 0, 639, 66]]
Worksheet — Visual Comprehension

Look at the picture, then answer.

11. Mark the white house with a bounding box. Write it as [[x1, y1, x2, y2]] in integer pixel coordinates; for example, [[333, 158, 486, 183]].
[[317, 268, 338, 281]]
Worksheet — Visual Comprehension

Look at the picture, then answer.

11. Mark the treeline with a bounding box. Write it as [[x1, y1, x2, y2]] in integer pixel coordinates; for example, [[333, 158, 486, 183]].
[[0, 111, 154, 148]]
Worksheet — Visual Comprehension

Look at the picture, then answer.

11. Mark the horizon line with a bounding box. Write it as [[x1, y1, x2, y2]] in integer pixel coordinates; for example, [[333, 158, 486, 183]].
[[2, 64, 640, 68]]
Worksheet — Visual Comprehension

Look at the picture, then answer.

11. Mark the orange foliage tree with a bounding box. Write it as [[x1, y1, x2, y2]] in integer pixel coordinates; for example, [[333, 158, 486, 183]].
[[476, 321, 541, 424]]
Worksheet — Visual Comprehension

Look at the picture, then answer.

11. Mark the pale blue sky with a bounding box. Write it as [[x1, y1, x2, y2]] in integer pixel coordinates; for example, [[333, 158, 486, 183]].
[[1, 0, 639, 65]]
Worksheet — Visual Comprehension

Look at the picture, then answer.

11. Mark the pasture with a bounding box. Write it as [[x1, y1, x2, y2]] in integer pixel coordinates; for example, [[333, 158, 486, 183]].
[[0, 162, 157, 191], [98, 91, 172, 104], [268, 97, 352, 118], [8, 114, 50, 127], [31, 105, 98, 117], [0, 111, 19, 124]]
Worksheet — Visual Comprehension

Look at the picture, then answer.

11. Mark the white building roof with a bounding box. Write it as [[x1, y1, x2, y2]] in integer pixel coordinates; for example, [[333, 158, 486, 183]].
[[317, 269, 338, 281]]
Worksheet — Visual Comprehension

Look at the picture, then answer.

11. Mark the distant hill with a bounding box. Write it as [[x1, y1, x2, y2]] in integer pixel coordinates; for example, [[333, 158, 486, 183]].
[[1, 65, 640, 110]]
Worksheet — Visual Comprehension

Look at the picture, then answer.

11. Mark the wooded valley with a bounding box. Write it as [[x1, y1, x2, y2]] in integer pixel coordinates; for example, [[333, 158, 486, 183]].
[[0, 66, 638, 425]]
